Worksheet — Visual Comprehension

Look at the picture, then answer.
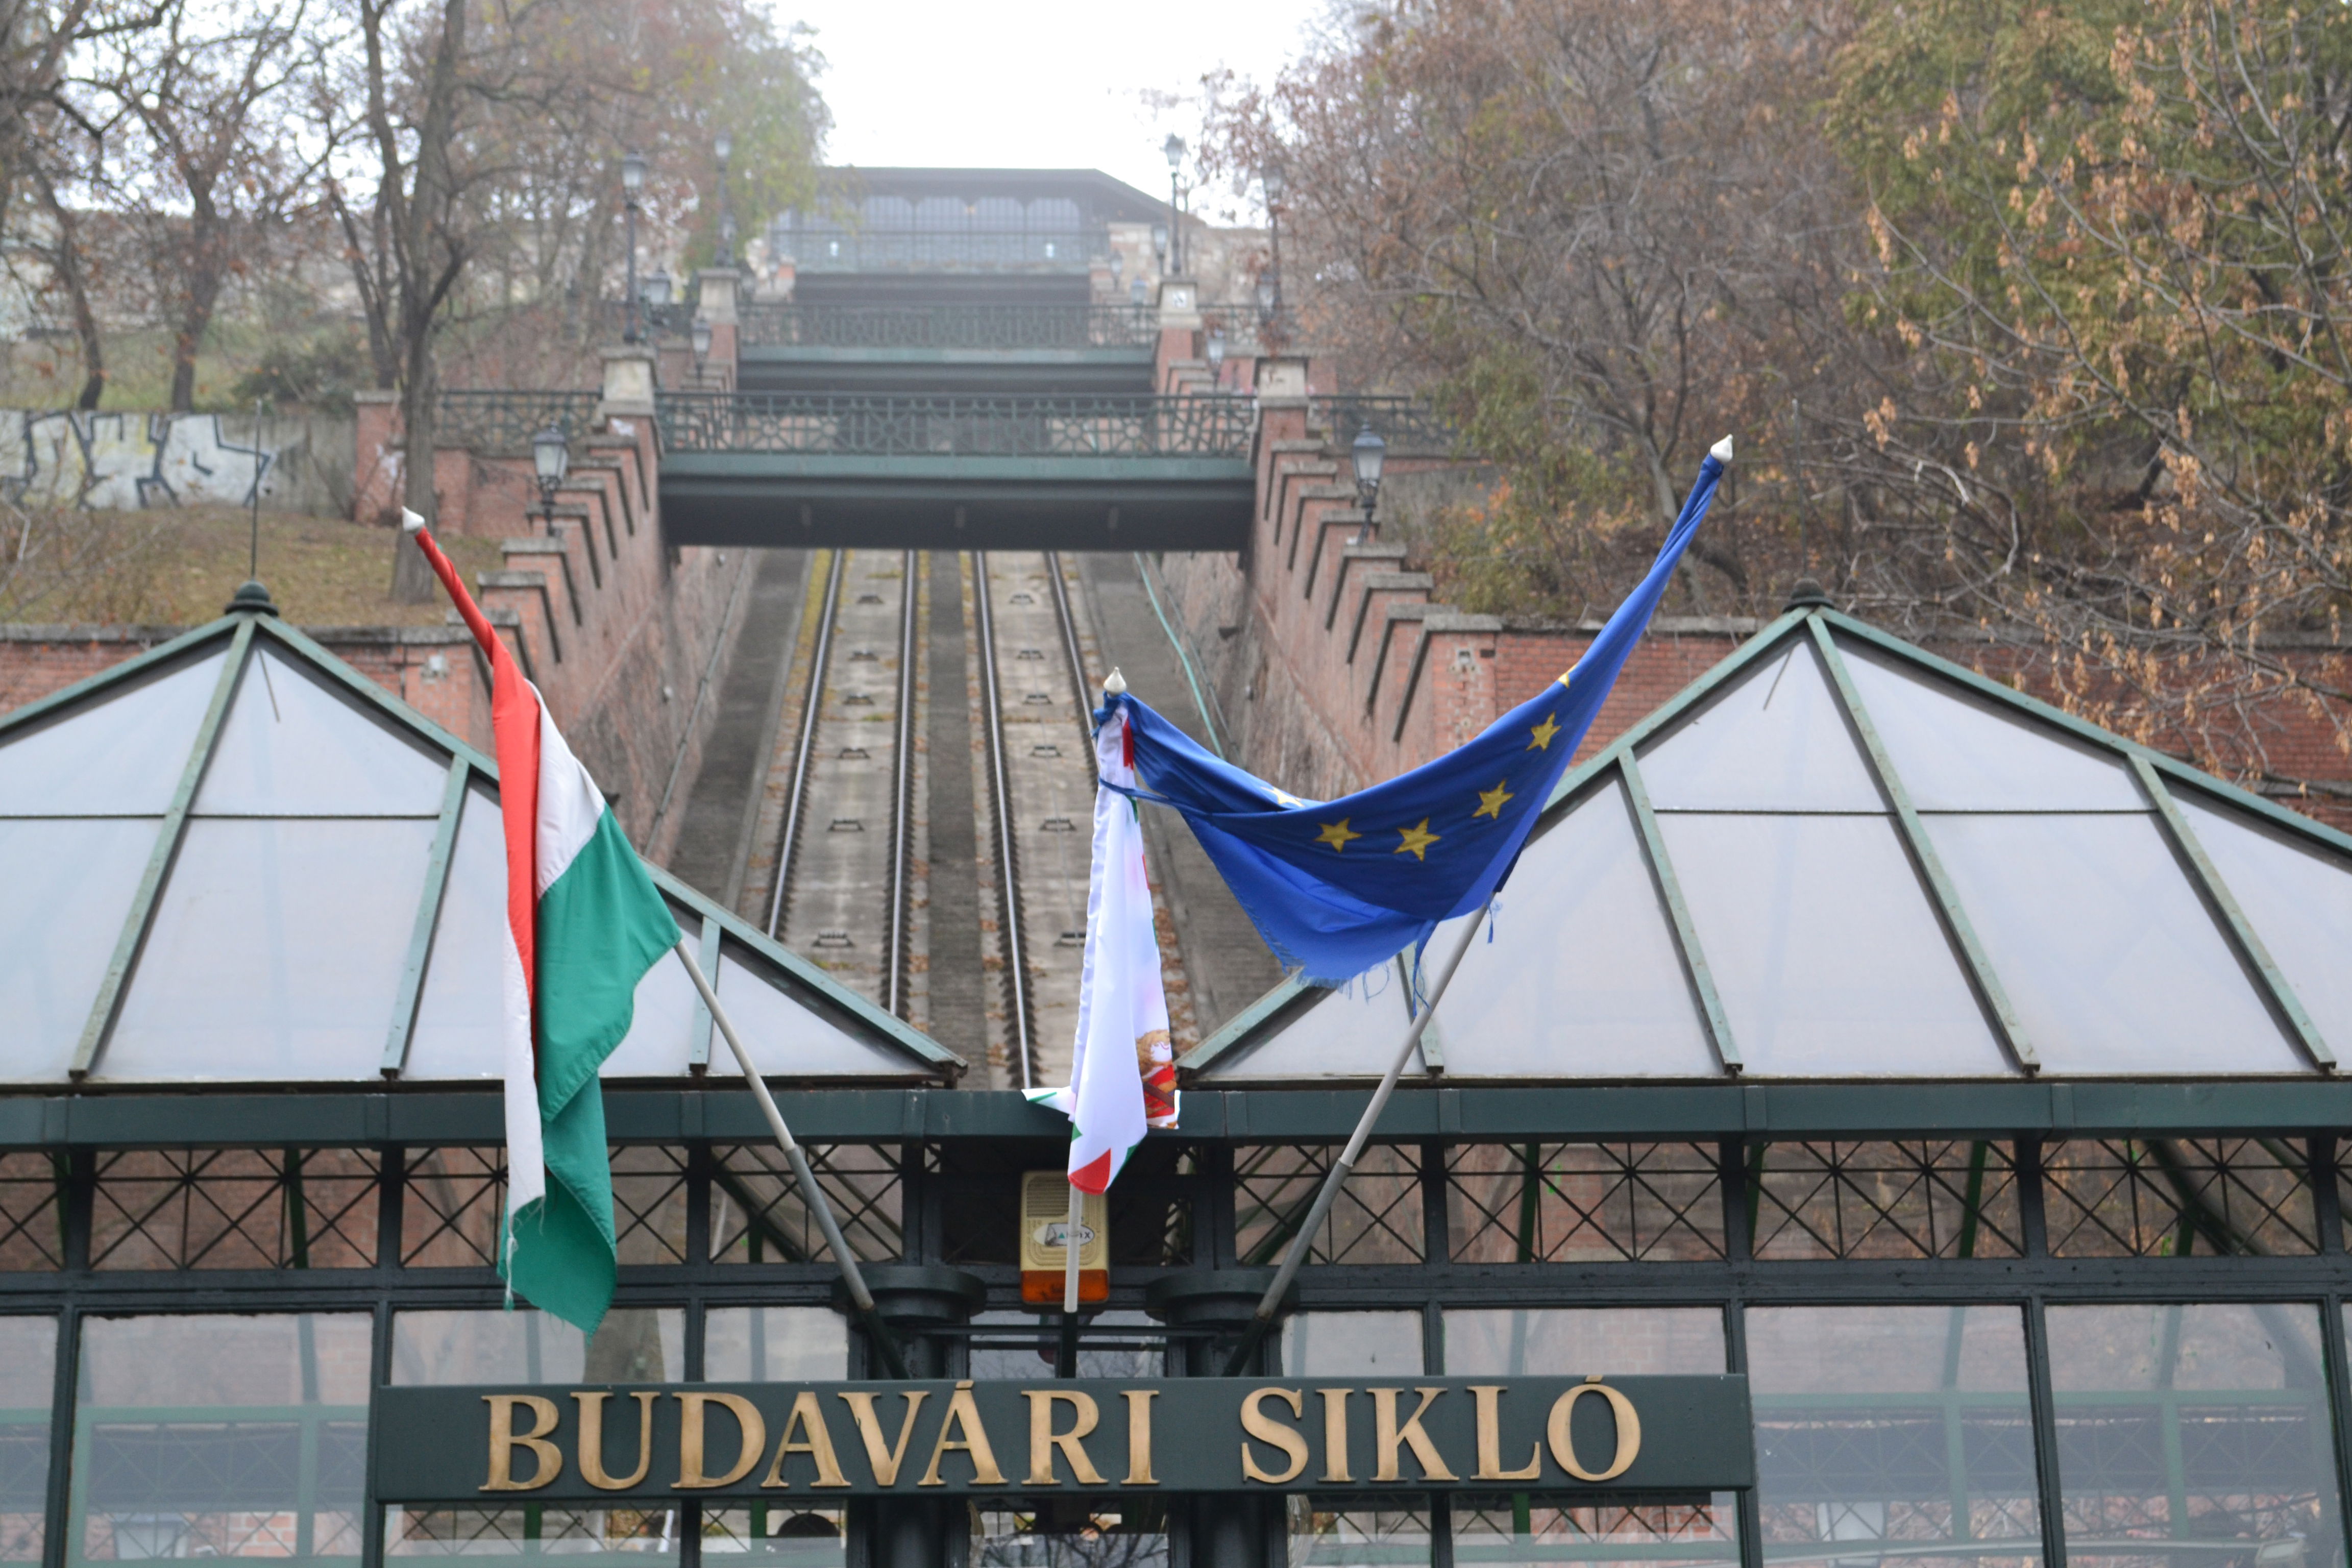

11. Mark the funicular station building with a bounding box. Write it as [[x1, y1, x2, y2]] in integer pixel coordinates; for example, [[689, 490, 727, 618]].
[[9, 177, 2352, 1568]]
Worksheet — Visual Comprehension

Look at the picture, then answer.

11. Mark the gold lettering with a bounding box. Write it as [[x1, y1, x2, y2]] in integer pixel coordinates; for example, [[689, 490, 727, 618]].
[[575, 1391, 657, 1490], [1318, 1388, 1354, 1483], [1238, 1388, 1308, 1485], [1024, 1390, 1106, 1486], [837, 1391, 928, 1486], [1122, 1390, 1159, 1486], [1370, 1387, 1457, 1482], [481, 1395, 561, 1491], [1547, 1378, 1641, 1483], [675, 1392, 766, 1489], [1471, 1386, 1541, 1481], [762, 1390, 850, 1489], [918, 1381, 1008, 1487]]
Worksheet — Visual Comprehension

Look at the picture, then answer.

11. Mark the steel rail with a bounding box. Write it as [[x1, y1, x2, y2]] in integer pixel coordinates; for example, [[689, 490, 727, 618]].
[[973, 551, 1037, 1090], [764, 549, 845, 940], [884, 549, 919, 1018], [1041, 551, 1096, 764]]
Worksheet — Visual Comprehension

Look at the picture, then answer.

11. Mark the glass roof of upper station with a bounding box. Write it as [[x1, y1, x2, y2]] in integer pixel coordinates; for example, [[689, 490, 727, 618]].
[[0, 608, 958, 1087], [1185, 606, 2352, 1083]]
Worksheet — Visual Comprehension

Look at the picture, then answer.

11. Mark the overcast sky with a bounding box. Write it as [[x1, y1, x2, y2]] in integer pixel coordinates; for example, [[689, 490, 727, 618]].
[[773, 0, 1330, 222]]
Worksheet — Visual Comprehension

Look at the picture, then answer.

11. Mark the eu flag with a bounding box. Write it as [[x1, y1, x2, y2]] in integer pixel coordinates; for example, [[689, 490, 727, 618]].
[[1104, 439, 1729, 985]]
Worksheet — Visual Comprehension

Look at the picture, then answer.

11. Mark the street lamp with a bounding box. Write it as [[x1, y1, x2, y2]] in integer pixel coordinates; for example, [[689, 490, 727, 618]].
[[1351, 423, 1385, 544], [621, 150, 646, 344], [1152, 222, 1168, 276], [1255, 268, 1279, 327], [713, 131, 735, 267], [691, 313, 713, 374], [1205, 328, 1226, 388], [1162, 133, 1186, 274], [1261, 154, 1286, 338], [532, 426, 570, 533], [645, 268, 672, 335]]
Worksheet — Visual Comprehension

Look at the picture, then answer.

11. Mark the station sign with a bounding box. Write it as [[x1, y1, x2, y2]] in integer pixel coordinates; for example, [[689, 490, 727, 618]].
[[373, 1375, 1751, 1500]]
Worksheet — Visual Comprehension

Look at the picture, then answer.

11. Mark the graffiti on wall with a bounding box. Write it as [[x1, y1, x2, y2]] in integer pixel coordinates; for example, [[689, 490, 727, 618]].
[[0, 411, 275, 509]]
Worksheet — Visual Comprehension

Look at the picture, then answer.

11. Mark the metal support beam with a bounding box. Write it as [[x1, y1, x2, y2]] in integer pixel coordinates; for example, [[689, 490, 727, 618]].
[[381, 758, 470, 1077], [1620, 752, 1742, 1075]]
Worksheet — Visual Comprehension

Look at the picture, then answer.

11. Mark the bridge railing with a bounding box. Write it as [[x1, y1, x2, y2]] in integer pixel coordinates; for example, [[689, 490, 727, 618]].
[[1310, 395, 1461, 456], [435, 390, 602, 451], [738, 303, 1157, 351], [657, 394, 1258, 459], [775, 227, 1107, 274]]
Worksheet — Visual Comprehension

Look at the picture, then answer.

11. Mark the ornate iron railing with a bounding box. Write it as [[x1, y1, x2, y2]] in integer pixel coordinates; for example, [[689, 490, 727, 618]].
[[738, 303, 1157, 350], [1311, 394, 1461, 456], [434, 390, 600, 452], [774, 227, 1107, 274], [657, 393, 1256, 459]]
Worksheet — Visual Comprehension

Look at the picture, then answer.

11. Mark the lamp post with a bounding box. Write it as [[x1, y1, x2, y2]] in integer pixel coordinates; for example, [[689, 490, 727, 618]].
[[645, 268, 672, 336], [1261, 154, 1286, 338], [1351, 423, 1385, 544], [533, 426, 570, 534], [1256, 268, 1279, 337], [1152, 222, 1168, 279], [621, 151, 646, 344], [1205, 328, 1226, 389], [691, 314, 713, 378], [1162, 133, 1186, 274], [713, 131, 734, 267]]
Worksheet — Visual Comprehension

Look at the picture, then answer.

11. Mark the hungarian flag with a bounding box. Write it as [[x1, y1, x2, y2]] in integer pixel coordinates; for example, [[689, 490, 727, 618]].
[[1030, 690, 1178, 1192], [405, 511, 680, 1334]]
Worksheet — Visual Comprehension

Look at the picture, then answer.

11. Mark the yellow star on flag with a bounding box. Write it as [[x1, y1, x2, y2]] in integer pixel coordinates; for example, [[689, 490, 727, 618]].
[[1316, 819, 1361, 853], [1473, 781, 1514, 820], [1527, 713, 1561, 751], [1394, 820, 1441, 861]]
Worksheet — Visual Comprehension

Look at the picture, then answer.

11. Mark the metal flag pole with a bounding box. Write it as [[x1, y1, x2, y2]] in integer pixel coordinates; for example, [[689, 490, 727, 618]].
[[672, 938, 914, 1380], [1219, 906, 1488, 1377]]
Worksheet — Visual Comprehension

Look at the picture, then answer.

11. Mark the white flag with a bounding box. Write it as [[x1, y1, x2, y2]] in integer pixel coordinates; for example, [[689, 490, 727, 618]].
[[1028, 701, 1175, 1191]]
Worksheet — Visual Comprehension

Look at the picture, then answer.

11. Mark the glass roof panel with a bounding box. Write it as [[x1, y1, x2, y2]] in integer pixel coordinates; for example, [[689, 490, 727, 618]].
[[1204, 963, 1420, 1081], [0, 817, 161, 1081], [1923, 813, 2302, 1074], [2174, 793, 2352, 1060], [1658, 813, 2008, 1075], [713, 944, 939, 1078], [1837, 640, 2142, 811], [1428, 777, 1717, 1077], [598, 915, 704, 1077], [0, 648, 226, 816], [103, 817, 435, 1080], [1639, 640, 1882, 812], [194, 647, 447, 816]]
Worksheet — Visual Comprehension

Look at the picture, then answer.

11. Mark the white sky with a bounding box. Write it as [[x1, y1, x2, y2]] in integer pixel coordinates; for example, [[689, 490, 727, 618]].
[[770, 0, 1330, 223]]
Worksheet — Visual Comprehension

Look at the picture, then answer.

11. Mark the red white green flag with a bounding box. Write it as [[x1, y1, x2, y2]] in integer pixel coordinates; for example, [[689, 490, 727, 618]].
[[406, 511, 680, 1334], [1028, 696, 1178, 1192]]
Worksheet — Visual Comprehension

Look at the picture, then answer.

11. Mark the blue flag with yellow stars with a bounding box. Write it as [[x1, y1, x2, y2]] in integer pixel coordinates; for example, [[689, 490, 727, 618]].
[[1101, 438, 1730, 985]]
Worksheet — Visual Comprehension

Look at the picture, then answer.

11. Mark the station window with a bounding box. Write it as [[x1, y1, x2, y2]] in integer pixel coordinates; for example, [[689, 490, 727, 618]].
[[2043, 1140, 2316, 1258], [2052, 1303, 2343, 1568], [71, 1313, 370, 1563], [1236, 1145, 1422, 1266], [1748, 1305, 2042, 1568], [398, 1147, 505, 1267], [712, 1144, 901, 1265], [91, 1147, 380, 1269], [1447, 1142, 1723, 1263], [0, 1316, 56, 1561], [0, 1155, 61, 1270], [1752, 1141, 2024, 1260]]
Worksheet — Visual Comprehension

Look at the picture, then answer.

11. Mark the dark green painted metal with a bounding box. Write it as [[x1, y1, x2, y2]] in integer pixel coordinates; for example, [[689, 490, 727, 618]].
[[435, 390, 598, 451], [687, 914, 725, 1072], [69, 619, 255, 1079], [660, 453, 1255, 485], [1620, 752, 1741, 1076], [381, 758, 472, 1077], [739, 302, 1158, 350], [658, 394, 1255, 459], [2130, 753, 2334, 1071], [1177, 978, 1313, 1077], [1812, 618, 2039, 1074]]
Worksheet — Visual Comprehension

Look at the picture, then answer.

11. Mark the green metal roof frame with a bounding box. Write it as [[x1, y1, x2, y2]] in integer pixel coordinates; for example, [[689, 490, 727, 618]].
[[1182, 603, 2350, 1082], [0, 603, 962, 1084]]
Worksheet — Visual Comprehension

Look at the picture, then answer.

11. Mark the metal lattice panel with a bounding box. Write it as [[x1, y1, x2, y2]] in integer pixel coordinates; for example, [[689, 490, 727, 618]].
[[2043, 1139, 2316, 1258], [0, 1151, 61, 1270], [609, 1146, 689, 1266], [738, 303, 1156, 350], [709, 1144, 902, 1265], [1753, 1141, 2024, 1261], [656, 394, 1256, 458], [398, 1147, 505, 1268], [431, 391, 599, 453], [1453, 1499, 1739, 1565], [1446, 1142, 1724, 1263], [88, 1148, 378, 1270], [1235, 1144, 1422, 1266]]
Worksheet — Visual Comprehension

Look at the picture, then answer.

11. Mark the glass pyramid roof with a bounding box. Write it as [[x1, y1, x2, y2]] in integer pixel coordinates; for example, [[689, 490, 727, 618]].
[[1185, 608, 2351, 1083], [0, 606, 959, 1087]]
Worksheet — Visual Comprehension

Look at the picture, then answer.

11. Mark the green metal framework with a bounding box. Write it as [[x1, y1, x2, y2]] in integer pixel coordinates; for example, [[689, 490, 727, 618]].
[[655, 394, 1256, 459], [431, 392, 600, 453], [1309, 396, 1461, 457], [738, 304, 1157, 351]]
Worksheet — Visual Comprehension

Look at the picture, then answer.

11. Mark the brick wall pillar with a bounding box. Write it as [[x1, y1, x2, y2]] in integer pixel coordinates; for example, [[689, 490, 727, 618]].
[[353, 390, 399, 524], [696, 268, 741, 389], [1156, 279, 1201, 394]]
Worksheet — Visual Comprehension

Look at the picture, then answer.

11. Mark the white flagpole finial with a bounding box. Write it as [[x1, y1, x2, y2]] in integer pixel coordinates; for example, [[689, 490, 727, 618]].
[[1104, 668, 1127, 695], [1710, 434, 1734, 463], [401, 507, 426, 534]]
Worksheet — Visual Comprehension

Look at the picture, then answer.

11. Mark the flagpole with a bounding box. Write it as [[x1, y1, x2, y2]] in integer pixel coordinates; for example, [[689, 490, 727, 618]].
[[671, 939, 914, 1381], [1218, 906, 1488, 1377], [1057, 1181, 1086, 1376]]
